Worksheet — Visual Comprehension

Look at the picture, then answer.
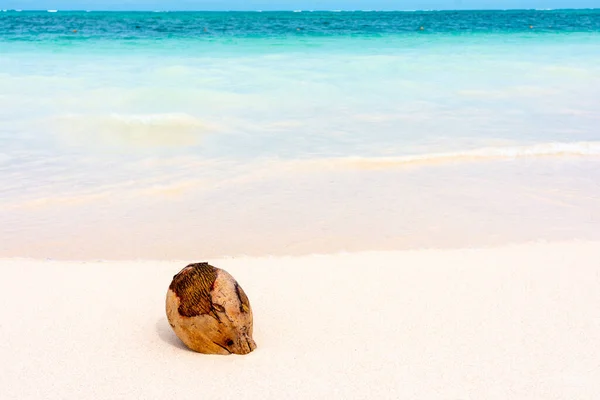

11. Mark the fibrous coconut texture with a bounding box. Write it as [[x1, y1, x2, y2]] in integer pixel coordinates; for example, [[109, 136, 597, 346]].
[[166, 263, 256, 355]]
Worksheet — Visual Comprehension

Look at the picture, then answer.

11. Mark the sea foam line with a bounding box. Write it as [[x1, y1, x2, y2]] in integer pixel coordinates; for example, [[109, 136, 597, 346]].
[[307, 142, 600, 170]]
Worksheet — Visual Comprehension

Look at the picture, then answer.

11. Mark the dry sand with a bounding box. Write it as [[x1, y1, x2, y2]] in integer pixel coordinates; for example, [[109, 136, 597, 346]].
[[1, 241, 599, 399]]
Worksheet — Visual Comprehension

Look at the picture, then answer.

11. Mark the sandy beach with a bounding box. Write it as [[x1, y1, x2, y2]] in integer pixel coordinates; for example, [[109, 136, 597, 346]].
[[1, 240, 599, 399]]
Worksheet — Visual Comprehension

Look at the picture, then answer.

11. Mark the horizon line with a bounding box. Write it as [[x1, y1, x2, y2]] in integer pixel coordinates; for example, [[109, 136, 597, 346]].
[[3, 7, 599, 12]]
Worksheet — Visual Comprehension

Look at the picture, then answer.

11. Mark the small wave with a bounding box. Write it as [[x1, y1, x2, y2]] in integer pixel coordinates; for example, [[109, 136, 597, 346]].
[[310, 142, 600, 170], [47, 9, 58, 13], [53, 113, 216, 148]]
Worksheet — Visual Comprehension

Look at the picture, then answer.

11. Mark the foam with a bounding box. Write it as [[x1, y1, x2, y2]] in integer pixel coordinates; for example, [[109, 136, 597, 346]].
[[310, 142, 600, 170]]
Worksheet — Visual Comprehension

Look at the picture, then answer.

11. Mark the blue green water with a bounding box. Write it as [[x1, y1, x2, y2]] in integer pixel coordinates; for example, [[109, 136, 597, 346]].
[[2, 10, 600, 40], [1, 10, 599, 258]]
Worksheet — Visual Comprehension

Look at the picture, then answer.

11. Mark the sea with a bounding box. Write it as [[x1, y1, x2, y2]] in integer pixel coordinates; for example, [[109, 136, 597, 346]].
[[1, 9, 599, 259]]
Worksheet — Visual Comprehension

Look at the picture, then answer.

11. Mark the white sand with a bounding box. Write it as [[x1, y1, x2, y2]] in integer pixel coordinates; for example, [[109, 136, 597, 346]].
[[1, 241, 599, 399]]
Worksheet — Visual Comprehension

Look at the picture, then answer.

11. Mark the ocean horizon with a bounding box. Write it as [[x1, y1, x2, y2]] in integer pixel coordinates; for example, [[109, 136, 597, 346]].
[[3, 8, 600, 11], [1, 9, 599, 259]]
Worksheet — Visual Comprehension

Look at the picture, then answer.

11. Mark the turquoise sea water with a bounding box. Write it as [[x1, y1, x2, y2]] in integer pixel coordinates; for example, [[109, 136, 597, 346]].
[[1, 10, 599, 259]]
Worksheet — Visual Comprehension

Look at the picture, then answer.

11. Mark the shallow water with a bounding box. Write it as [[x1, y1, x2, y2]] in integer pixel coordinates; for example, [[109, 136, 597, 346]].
[[1, 10, 599, 258]]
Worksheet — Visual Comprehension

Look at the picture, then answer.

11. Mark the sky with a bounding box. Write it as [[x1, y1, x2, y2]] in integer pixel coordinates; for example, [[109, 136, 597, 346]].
[[2, 0, 599, 11]]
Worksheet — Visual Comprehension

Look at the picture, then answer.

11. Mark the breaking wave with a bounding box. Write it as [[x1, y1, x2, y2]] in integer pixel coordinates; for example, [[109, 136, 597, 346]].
[[53, 113, 216, 148]]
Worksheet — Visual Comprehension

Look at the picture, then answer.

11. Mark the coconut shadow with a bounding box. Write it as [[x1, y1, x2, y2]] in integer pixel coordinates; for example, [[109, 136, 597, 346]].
[[155, 318, 193, 352]]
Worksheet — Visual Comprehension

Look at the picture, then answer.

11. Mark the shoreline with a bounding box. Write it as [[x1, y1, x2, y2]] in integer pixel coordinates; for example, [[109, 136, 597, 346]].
[[1, 237, 598, 262], [3, 157, 600, 260]]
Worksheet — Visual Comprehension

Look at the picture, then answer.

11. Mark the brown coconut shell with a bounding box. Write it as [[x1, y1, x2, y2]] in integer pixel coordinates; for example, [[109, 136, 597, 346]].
[[166, 263, 256, 355]]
